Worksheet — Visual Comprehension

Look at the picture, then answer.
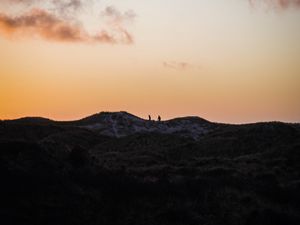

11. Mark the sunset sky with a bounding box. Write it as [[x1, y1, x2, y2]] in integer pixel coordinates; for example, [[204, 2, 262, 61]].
[[0, 0, 300, 123]]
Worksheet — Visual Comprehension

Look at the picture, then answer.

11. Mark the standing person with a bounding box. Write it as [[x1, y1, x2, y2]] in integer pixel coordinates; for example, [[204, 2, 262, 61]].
[[158, 115, 161, 122], [148, 115, 151, 121]]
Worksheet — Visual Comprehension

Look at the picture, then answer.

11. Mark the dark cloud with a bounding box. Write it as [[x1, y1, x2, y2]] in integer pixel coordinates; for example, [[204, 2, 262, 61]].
[[2, 0, 37, 3], [0, 1, 135, 44], [100, 6, 136, 44], [249, 0, 300, 10], [0, 8, 133, 44], [0, 8, 85, 42], [2, 0, 82, 8], [94, 28, 133, 44], [102, 6, 136, 24], [50, 0, 83, 18], [53, 0, 82, 10]]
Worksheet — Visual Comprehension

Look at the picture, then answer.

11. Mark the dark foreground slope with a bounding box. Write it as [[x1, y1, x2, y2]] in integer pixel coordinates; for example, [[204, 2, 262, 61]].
[[0, 113, 300, 225]]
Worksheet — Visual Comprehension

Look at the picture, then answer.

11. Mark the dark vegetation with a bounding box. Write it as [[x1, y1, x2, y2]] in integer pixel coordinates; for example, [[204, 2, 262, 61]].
[[0, 115, 300, 225]]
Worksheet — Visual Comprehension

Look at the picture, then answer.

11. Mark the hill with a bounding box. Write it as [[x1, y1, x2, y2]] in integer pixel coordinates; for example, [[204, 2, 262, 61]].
[[1, 112, 300, 225]]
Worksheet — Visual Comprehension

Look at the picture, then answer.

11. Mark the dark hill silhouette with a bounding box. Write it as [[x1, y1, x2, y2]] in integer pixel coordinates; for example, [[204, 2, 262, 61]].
[[3, 111, 217, 140], [4, 116, 54, 125], [1, 112, 300, 225]]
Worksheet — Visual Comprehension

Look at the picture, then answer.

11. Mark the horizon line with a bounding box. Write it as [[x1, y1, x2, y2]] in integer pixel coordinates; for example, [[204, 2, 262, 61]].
[[1, 111, 299, 125]]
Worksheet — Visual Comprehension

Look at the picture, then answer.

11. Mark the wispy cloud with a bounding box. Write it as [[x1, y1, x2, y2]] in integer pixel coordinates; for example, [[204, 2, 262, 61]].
[[163, 61, 200, 71], [0, 9, 84, 42], [100, 6, 136, 44], [249, 0, 300, 10], [102, 6, 136, 24], [0, 1, 135, 44], [1, 0, 83, 12]]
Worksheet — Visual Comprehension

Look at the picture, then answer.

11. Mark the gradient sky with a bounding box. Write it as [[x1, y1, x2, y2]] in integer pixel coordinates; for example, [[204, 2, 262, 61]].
[[0, 0, 300, 123]]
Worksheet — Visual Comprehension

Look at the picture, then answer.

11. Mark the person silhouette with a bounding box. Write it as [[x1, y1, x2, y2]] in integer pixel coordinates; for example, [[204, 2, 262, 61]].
[[158, 115, 161, 122], [148, 115, 151, 121]]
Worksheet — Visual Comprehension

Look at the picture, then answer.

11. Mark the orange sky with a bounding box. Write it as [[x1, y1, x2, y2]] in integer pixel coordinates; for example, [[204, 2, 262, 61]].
[[1, 0, 300, 123]]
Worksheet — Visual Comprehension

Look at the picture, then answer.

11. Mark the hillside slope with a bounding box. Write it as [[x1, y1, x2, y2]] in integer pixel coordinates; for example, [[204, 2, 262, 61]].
[[1, 112, 300, 225]]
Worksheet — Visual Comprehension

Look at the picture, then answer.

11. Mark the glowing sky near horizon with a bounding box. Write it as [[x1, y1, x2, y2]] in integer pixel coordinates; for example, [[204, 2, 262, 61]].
[[0, 0, 300, 123]]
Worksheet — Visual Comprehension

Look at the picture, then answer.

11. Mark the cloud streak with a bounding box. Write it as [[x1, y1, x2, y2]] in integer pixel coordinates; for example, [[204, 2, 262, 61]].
[[0, 1, 135, 44], [0, 9, 83, 42], [0, 8, 133, 44], [102, 6, 136, 24], [249, 0, 300, 10], [163, 61, 199, 71]]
